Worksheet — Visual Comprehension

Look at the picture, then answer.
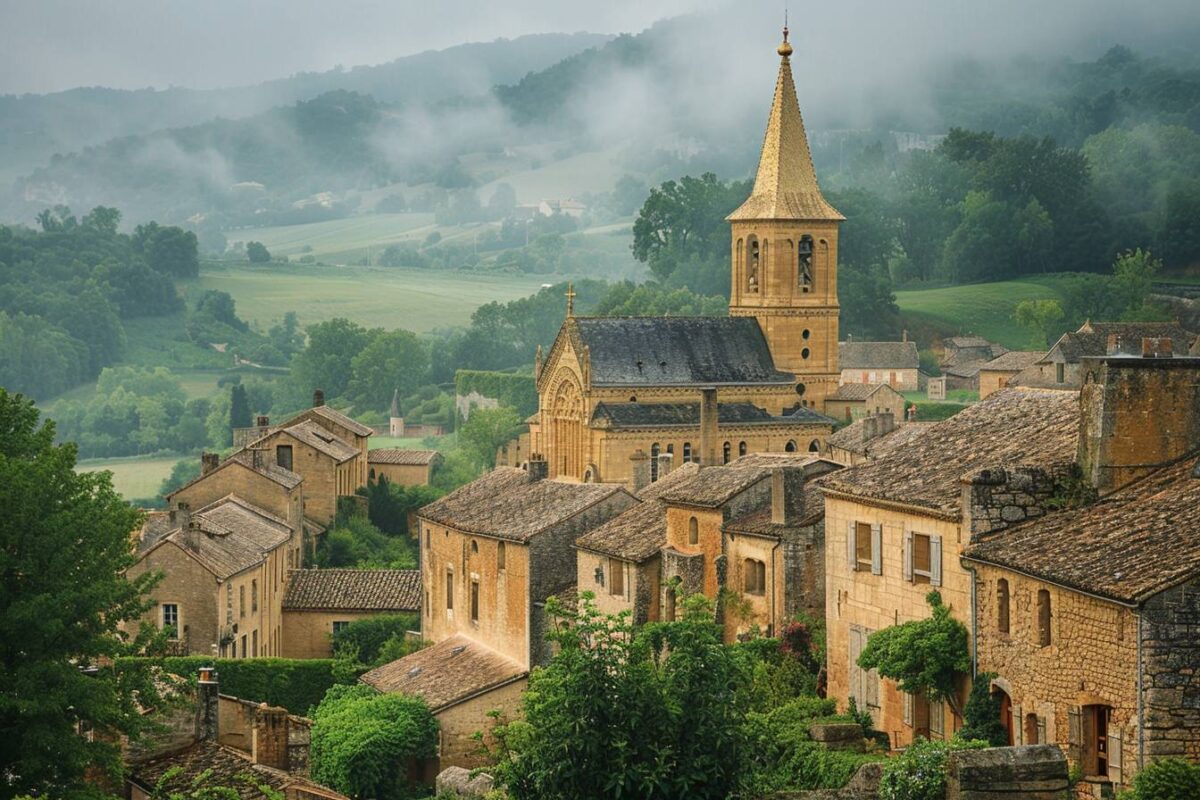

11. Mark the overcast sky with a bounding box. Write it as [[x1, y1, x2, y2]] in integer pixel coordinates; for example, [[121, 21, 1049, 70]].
[[2, 0, 1198, 96]]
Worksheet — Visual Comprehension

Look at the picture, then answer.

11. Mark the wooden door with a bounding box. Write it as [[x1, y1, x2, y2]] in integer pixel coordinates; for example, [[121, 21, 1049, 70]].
[[998, 690, 1013, 746]]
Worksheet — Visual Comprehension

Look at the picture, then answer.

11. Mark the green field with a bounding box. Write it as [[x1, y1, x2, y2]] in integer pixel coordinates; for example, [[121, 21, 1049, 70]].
[[188, 263, 548, 332], [370, 433, 457, 451], [232, 212, 437, 260], [77, 454, 183, 502], [895, 278, 1068, 349]]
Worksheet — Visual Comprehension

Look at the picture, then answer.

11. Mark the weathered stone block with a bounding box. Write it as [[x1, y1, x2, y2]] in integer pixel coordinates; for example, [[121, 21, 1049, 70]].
[[808, 722, 865, 751], [435, 766, 495, 797], [946, 745, 1068, 800]]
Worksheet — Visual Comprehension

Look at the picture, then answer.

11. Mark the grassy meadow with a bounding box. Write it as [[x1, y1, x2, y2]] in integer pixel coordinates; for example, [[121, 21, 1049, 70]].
[[77, 454, 182, 502], [894, 278, 1068, 349]]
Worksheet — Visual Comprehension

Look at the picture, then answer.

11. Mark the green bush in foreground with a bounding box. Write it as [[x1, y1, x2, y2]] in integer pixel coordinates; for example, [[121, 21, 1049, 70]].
[[1119, 758, 1200, 800], [879, 738, 988, 800]]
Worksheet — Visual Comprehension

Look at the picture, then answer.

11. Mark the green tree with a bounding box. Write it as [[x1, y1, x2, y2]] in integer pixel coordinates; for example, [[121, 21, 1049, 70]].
[[309, 684, 438, 800], [459, 406, 523, 468], [1013, 298, 1065, 348], [0, 390, 165, 796], [229, 383, 252, 430], [346, 329, 429, 412], [1112, 248, 1161, 317], [81, 205, 121, 236], [958, 672, 1009, 746], [246, 241, 271, 263], [292, 318, 375, 400], [632, 173, 750, 284], [134, 222, 200, 277]]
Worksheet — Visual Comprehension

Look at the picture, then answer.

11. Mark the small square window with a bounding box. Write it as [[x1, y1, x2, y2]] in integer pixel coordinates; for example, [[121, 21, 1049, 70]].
[[855, 523, 873, 571], [162, 603, 180, 638]]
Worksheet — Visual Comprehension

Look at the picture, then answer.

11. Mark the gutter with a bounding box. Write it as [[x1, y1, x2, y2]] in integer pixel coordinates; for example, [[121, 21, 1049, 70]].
[[1137, 611, 1145, 772]]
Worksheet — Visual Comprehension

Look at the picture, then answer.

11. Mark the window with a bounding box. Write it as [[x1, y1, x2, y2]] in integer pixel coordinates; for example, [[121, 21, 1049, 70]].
[[798, 234, 813, 291], [688, 516, 699, 545], [785, 440, 797, 452], [743, 559, 766, 595], [1037, 589, 1052, 647], [848, 625, 879, 714], [497, 541, 506, 571], [808, 439, 821, 453], [226, 584, 233, 625], [471, 540, 479, 554], [748, 236, 760, 292], [470, 581, 480, 623], [851, 522, 881, 574], [738, 441, 747, 457], [332, 621, 351, 636], [240, 634, 247, 658], [276, 445, 293, 471], [911, 534, 931, 583], [997, 579, 1010, 634], [1024, 713, 1040, 745], [251, 579, 258, 613], [682, 442, 692, 463], [239, 585, 246, 618], [801, 347, 810, 359], [425, 529, 430, 548], [252, 629, 258, 657], [723, 442, 731, 464], [650, 443, 661, 482], [609, 559, 625, 597], [162, 603, 180, 637], [1055, 362, 1065, 384], [446, 569, 454, 611]]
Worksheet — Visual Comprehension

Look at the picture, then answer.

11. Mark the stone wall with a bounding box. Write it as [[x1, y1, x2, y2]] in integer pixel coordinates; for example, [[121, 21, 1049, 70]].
[[1139, 575, 1200, 762], [961, 465, 1071, 541], [434, 678, 526, 771], [280, 608, 387, 659], [946, 745, 1069, 800], [784, 520, 825, 621]]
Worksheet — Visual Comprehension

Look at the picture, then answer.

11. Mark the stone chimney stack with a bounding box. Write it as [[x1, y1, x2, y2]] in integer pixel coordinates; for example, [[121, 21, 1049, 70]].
[[878, 411, 895, 436], [1078, 344, 1200, 493], [526, 455, 549, 482], [197, 667, 219, 741], [200, 452, 219, 475], [657, 451, 674, 478], [699, 387, 719, 466], [629, 449, 650, 492], [770, 467, 807, 525], [251, 704, 291, 770], [902, 329, 908, 343], [256, 415, 270, 428], [312, 389, 325, 408], [861, 415, 879, 442]]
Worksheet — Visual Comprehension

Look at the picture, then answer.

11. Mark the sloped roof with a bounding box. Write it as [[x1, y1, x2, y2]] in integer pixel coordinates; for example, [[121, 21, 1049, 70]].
[[637, 461, 702, 500], [166, 452, 302, 503], [590, 401, 836, 429], [360, 635, 526, 711], [129, 740, 346, 800], [822, 388, 1080, 517], [829, 383, 901, 402], [966, 456, 1200, 604], [368, 449, 440, 466], [142, 496, 292, 580], [283, 569, 421, 612], [727, 46, 843, 222], [276, 420, 358, 463], [656, 465, 770, 508], [298, 405, 374, 437], [826, 419, 934, 459], [1049, 322, 1194, 362], [980, 350, 1046, 372], [417, 468, 632, 541], [723, 484, 826, 536], [839, 341, 919, 370], [569, 316, 794, 387]]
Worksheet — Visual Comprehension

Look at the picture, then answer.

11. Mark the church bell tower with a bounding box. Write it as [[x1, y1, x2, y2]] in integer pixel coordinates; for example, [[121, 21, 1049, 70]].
[[728, 27, 843, 409]]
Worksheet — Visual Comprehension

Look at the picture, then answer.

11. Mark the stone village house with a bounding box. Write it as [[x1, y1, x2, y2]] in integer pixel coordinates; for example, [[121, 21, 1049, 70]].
[[978, 351, 1044, 400], [1011, 321, 1194, 391], [281, 568, 421, 658], [824, 382, 907, 424], [838, 339, 920, 392]]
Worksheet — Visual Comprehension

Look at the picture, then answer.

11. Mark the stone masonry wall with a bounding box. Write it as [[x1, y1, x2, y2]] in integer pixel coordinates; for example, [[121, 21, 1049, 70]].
[[962, 465, 1072, 542], [1139, 575, 1200, 762]]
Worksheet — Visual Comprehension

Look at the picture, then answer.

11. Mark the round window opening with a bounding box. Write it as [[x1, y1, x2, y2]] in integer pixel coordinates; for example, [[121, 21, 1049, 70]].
[[795, 383, 806, 396], [801, 347, 811, 359], [802, 329, 811, 340]]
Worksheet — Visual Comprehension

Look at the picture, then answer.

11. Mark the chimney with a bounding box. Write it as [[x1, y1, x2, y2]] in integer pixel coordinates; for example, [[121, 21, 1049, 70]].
[[699, 387, 719, 466], [902, 329, 908, 343], [198, 667, 219, 741], [526, 455, 548, 482], [183, 516, 202, 552], [312, 389, 325, 407], [877, 411, 896, 436], [770, 467, 807, 525], [201, 452, 219, 475], [251, 704, 290, 771], [629, 449, 650, 492], [657, 451, 674, 478], [1078, 350, 1200, 493], [861, 415, 879, 443], [255, 415, 270, 428]]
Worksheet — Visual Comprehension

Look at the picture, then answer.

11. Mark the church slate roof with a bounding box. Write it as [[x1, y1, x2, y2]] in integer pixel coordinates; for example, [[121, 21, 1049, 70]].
[[570, 316, 794, 387], [965, 456, 1200, 604], [590, 401, 836, 429], [838, 341, 919, 370], [360, 634, 526, 711], [283, 569, 421, 612]]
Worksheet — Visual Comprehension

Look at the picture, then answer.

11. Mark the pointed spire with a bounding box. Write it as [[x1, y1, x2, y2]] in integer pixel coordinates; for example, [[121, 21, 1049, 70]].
[[389, 387, 400, 418], [728, 31, 843, 222]]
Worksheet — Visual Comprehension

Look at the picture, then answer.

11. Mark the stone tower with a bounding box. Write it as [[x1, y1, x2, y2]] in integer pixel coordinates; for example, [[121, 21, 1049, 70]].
[[728, 28, 843, 410], [388, 387, 404, 438]]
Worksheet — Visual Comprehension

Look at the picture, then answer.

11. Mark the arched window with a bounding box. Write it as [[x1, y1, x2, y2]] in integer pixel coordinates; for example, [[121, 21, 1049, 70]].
[[497, 541, 506, 571], [747, 235, 760, 293], [369, 468, 376, 481], [471, 540, 479, 554], [682, 442, 692, 463], [743, 559, 766, 594], [997, 579, 1010, 634], [723, 442, 731, 464], [1037, 589, 1052, 647], [798, 235, 814, 292], [785, 440, 797, 452], [650, 443, 660, 482], [688, 516, 699, 545], [739, 441, 747, 457], [808, 439, 821, 452]]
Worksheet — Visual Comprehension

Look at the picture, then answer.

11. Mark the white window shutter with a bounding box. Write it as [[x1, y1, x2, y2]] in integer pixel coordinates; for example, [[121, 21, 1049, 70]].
[[871, 524, 883, 575], [1110, 726, 1123, 786], [847, 521, 857, 570], [931, 535, 943, 586], [1013, 704, 1023, 745], [903, 692, 913, 726], [903, 531, 913, 582]]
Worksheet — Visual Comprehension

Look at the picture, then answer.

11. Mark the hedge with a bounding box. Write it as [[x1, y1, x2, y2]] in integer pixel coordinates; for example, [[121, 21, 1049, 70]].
[[116, 656, 354, 715], [454, 369, 537, 418]]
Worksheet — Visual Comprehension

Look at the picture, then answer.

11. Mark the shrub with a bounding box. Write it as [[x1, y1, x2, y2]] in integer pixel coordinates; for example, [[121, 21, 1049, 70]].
[[878, 738, 987, 800], [310, 684, 438, 800], [331, 614, 419, 666], [1119, 758, 1200, 800], [958, 672, 1008, 746]]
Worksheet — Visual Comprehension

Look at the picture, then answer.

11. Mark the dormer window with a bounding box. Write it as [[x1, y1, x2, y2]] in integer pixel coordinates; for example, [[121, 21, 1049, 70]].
[[798, 235, 814, 292]]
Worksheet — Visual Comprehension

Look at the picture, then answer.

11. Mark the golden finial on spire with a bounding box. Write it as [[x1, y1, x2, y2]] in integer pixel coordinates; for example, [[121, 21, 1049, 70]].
[[565, 282, 576, 316], [778, 10, 793, 58]]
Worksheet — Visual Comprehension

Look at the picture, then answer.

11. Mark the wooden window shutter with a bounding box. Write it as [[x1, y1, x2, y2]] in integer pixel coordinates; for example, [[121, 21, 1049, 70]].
[[1067, 706, 1082, 765], [931, 535, 943, 586], [1109, 726, 1123, 785], [1036, 716, 1047, 748], [1013, 704, 1023, 745], [847, 521, 857, 570], [867, 665, 879, 708], [871, 524, 883, 575], [903, 531, 913, 582], [903, 691, 913, 726], [930, 698, 945, 739]]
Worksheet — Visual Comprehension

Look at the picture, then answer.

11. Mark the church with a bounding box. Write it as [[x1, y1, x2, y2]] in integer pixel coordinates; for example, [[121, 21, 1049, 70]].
[[525, 28, 843, 487]]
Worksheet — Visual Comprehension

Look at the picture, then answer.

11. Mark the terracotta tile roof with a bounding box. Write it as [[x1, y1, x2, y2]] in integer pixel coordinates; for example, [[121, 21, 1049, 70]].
[[418, 468, 633, 541], [980, 350, 1045, 372], [637, 462, 702, 499], [143, 496, 292, 580], [301, 405, 375, 437], [822, 388, 1080, 517], [826, 420, 934, 459], [283, 569, 421, 612], [367, 448, 439, 466], [575, 497, 670, 562], [568, 316, 794, 387], [944, 362, 985, 379], [966, 456, 1200, 603], [945, 336, 995, 349], [360, 635, 526, 711], [656, 465, 770, 508], [129, 740, 346, 799], [838, 341, 919, 370], [723, 481, 828, 536], [829, 383, 898, 402], [590, 401, 836, 429], [276, 420, 358, 463], [1049, 322, 1194, 362], [165, 452, 302, 504]]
